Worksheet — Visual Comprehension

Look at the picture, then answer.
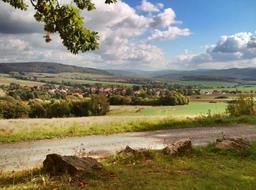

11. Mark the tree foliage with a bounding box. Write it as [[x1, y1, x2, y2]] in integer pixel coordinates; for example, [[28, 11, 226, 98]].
[[2, 0, 117, 54]]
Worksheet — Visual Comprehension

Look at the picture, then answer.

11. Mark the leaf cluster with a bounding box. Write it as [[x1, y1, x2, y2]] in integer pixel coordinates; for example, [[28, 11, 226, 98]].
[[2, 0, 118, 54]]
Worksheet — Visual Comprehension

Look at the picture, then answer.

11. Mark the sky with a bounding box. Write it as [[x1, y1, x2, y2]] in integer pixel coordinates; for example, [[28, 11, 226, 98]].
[[0, 0, 256, 70]]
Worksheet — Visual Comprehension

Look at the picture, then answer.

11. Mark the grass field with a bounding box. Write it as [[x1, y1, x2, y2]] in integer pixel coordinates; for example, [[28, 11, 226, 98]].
[[167, 80, 239, 88], [0, 75, 44, 86], [108, 102, 227, 117], [26, 72, 136, 87], [1, 142, 256, 190]]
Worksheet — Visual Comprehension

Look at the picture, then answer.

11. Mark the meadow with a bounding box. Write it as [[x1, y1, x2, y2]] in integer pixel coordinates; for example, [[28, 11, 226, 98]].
[[0, 74, 44, 86], [23, 72, 137, 87], [1, 142, 256, 190], [108, 102, 227, 116]]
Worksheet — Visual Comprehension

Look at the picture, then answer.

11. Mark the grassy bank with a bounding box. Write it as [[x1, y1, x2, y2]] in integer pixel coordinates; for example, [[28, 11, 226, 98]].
[[1, 114, 256, 143], [1, 142, 256, 190]]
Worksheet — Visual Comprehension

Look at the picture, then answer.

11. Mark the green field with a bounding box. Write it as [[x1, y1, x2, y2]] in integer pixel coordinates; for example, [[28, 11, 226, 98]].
[[0, 74, 44, 86], [167, 80, 239, 88], [1, 142, 256, 190], [0, 102, 229, 143], [108, 102, 227, 117], [25, 72, 136, 87]]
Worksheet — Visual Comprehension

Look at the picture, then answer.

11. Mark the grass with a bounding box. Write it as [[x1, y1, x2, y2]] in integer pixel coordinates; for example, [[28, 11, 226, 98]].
[[0, 75, 44, 86], [1, 142, 256, 190], [108, 102, 227, 116], [166, 80, 240, 88], [26, 72, 137, 87], [1, 114, 256, 143]]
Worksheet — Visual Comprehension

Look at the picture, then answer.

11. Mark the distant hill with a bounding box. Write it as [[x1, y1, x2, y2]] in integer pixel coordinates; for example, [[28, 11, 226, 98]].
[[155, 68, 256, 81], [109, 68, 256, 82], [0, 62, 110, 75]]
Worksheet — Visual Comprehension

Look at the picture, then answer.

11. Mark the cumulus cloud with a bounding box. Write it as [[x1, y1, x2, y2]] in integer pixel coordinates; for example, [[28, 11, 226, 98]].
[[150, 8, 176, 27], [148, 26, 191, 41], [169, 32, 256, 70], [0, 0, 191, 70], [137, 0, 163, 13]]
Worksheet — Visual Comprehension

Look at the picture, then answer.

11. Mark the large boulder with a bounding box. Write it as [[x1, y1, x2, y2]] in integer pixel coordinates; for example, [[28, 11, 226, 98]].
[[215, 137, 251, 151], [43, 154, 103, 176], [163, 139, 192, 156]]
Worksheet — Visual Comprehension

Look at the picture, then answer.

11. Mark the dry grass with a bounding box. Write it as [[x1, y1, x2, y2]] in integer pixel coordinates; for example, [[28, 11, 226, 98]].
[[1, 114, 256, 143]]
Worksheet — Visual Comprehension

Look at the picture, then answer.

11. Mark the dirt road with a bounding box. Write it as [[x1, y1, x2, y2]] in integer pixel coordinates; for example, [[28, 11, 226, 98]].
[[1, 124, 256, 171]]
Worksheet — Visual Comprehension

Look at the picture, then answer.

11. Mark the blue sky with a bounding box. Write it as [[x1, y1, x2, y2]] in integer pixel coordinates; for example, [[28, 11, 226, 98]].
[[0, 0, 256, 70], [126, 0, 256, 60]]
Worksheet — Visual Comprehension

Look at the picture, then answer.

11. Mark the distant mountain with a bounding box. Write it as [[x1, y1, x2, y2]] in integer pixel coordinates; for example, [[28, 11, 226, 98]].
[[0, 62, 110, 75]]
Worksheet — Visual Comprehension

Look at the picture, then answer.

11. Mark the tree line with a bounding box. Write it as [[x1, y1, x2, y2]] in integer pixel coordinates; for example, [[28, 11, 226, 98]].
[[0, 95, 109, 119], [109, 94, 189, 106]]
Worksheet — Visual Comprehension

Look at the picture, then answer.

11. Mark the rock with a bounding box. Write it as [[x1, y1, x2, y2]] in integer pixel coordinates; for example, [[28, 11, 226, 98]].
[[215, 137, 251, 151], [118, 146, 152, 159], [121, 146, 137, 154], [163, 139, 192, 156], [43, 154, 103, 176]]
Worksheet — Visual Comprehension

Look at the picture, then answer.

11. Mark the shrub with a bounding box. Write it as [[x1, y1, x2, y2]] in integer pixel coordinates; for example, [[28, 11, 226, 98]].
[[158, 93, 189, 106], [89, 95, 109, 116], [47, 101, 71, 118], [109, 95, 132, 105], [0, 97, 29, 119], [70, 100, 90, 117], [28, 100, 47, 118], [226, 96, 256, 116]]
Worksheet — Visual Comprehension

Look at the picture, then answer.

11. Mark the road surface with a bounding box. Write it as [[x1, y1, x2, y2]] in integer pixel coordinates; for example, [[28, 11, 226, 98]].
[[1, 124, 256, 171]]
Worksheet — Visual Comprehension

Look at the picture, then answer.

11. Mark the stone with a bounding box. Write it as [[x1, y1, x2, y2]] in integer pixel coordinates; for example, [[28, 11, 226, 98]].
[[121, 146, 137, 154], [215, 137, 251, 151], [43, 154, 103, 176], [163, 139, 192, 156]]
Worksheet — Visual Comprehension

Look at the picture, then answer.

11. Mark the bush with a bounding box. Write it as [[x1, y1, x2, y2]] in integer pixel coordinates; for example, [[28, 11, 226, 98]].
[[226, 96, 256, 116], [109, 95, 132, 105], [28, 100, 47, 118], [47, 101, 71, 118], [0, 97, 29, 119], [89, 95, 109, 116], [70, 100, 90, 117], [158, 93, 189, 106]]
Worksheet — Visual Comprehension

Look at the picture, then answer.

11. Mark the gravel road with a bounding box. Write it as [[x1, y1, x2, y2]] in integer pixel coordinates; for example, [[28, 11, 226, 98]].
[[1, 124, 256, 171]]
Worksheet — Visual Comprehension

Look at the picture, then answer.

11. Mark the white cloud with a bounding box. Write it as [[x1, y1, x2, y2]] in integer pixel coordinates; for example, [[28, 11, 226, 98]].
[[0, 0, 191, 70], [148, 26, 191, 41], [169, 32, 256, 70], [137, 0, 163, 13], [150, 8, 176, 27]]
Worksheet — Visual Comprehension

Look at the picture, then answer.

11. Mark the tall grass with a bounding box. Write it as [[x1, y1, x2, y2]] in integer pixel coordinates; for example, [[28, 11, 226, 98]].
[[226, 95, 256, 116], [1, 114, 256, 143]]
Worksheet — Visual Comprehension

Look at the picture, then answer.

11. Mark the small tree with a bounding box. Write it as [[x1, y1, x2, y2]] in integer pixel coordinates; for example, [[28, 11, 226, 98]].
[[89, 95, 109, 116]]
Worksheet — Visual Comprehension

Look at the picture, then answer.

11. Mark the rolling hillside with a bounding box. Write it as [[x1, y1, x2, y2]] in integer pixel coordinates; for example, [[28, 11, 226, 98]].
[[110, 68, 256, 82], [0, 62, 110, 75]]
